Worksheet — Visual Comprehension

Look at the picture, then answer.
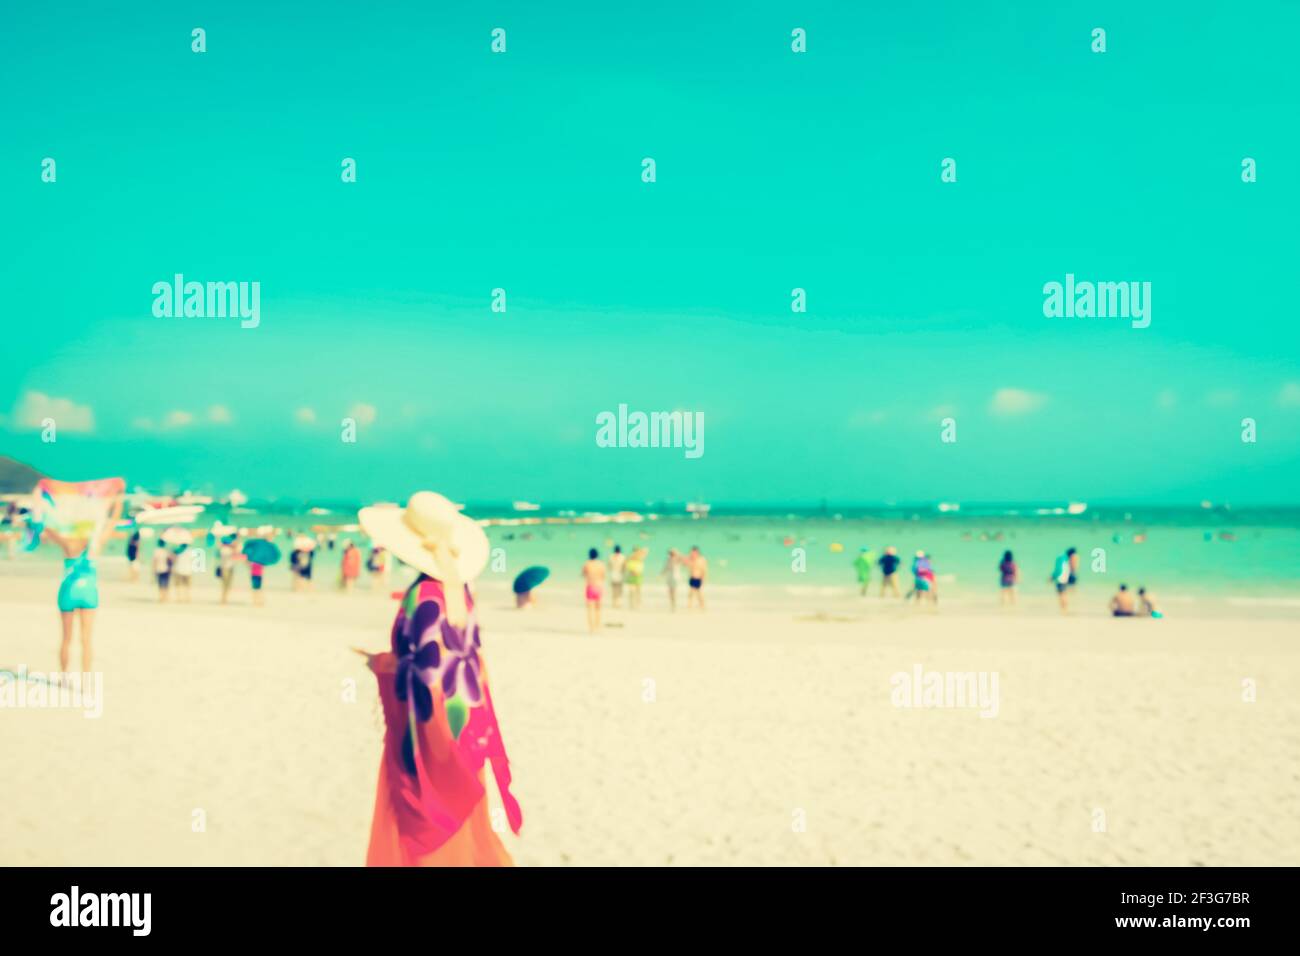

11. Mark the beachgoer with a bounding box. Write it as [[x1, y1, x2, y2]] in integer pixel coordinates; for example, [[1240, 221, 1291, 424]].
[[608, 545, 626, 608], [1051, 547, 1078, 613], [218, 537, 239, 604], [999, 549, 1017, 605], [153, 543, 173, 602], [907, 551, 937, 604], [291, 539, 315, 591], [624, 547, 646, 610], [367, 545, 389, 593], [1110, 583, 1136, 617], [36, 485, 123, 673], [172, 545, 193, 603], [583, 548, 605, 633], [878, 546, 901, 597], [126, 528, 141, 581], [249, 561, 266, 605], [853, 547, 876, 596], [662, 548, 685, 611], [341, 541, 361, 592], [357, 491, 522, 865], [1138, 587, 1163, 618], [686, 546, 707, 610]]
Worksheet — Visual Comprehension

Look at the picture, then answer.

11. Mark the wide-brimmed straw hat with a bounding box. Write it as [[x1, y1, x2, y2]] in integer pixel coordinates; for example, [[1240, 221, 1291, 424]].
[[358, 492, 488, 582]]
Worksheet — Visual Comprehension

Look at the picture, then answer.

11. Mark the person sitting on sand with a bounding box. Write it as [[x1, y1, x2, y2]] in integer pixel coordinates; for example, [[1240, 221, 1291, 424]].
[[609, 545, 626, 608], [1110, 584, 1137, 617], [583, 548, 605, 633], [999, 550, 1017, 605], [1138, 587, 1163, 618], [686, 546, 708, 610], [878, 546, 901, 597]]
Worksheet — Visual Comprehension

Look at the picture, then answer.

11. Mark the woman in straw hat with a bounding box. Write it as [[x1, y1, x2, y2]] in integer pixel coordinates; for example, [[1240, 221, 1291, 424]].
[[357, 492, 522, 866]]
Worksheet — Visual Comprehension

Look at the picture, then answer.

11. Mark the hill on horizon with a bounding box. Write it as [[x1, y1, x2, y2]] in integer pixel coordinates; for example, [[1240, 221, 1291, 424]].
[[0, 455, 45, 493]]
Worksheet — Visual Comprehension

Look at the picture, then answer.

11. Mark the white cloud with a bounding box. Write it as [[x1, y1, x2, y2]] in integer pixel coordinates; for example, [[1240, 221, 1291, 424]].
[[163, 410, 195, 429], [208, 404, 233, 425], [132, 417, 156, 431], [294, 407, 317, 425], [1205, 389, 1238, 408], [929, 404, 957, 420], [1279, 382, 1300, 408], [13, 391, 95, 432], [1156, 389, 1177, 410], [989, 388, 1047, 416], [348, 402, 377, 427]]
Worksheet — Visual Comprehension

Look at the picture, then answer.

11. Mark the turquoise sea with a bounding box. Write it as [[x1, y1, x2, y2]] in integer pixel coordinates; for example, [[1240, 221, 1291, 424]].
[[18, 503, 1295, 604]]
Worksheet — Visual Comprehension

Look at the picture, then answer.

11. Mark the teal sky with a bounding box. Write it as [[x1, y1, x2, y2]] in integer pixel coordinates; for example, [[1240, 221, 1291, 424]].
[[2, 2, 1298, 506]]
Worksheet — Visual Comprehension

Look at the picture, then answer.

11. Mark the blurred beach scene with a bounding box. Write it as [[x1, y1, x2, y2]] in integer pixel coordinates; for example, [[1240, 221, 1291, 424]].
[[2, 1, 1299, 869]]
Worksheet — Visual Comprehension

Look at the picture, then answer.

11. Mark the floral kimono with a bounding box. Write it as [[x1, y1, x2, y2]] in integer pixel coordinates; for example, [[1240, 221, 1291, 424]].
[[366, 576, 522, 866]]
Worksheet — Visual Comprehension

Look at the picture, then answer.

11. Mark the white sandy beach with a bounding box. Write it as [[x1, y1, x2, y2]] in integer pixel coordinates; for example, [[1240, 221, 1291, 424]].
[[2, 558, 1297, 866]]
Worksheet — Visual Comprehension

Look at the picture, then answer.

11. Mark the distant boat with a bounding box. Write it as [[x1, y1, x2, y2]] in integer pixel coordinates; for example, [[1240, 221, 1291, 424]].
[[1067, 502, 1088, 515], [307, 507, 332, 515], [177, 492, 213, 506], [512, 501, 541, 512], [686, 502, 710, 518], [937, 502, 960, 513]]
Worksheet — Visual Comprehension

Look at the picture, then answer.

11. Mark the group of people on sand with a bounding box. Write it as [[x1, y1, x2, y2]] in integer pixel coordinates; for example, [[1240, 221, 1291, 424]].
[[122, 522, 391, 606], [582, 545, 707, 632], [851, 543, 1163, 616]]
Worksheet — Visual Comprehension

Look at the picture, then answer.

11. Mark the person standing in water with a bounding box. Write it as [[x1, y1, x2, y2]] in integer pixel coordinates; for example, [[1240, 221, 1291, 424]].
[[582, 548, 605, 633], [37, 491, 123, 674], [686, 546, 708, 610], [1051, 547, 1078, 613], [998, 550, 1018, 605], [662, 547, 685, 611], [608, 545, 626, 608], [624, 547, 646, 610]]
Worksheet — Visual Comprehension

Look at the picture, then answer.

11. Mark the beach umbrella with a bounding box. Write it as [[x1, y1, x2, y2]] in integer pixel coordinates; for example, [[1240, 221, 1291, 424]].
[[512, 566, 550, 594], [161, 527, 193, 545], [242, 539, 281, 566]]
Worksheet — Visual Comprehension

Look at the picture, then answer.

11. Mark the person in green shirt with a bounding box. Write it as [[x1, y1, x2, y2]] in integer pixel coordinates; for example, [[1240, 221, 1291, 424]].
[[853, 547, 876, 596]]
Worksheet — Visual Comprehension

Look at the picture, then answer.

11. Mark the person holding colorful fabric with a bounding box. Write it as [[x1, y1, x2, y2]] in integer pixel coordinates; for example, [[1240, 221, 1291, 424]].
[[358, 492, 522, 866], [27, 477, 125, 673]]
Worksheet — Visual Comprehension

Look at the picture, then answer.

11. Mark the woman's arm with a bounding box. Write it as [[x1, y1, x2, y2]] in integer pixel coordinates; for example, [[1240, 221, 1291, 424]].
[[95, 495, 125, 553]]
